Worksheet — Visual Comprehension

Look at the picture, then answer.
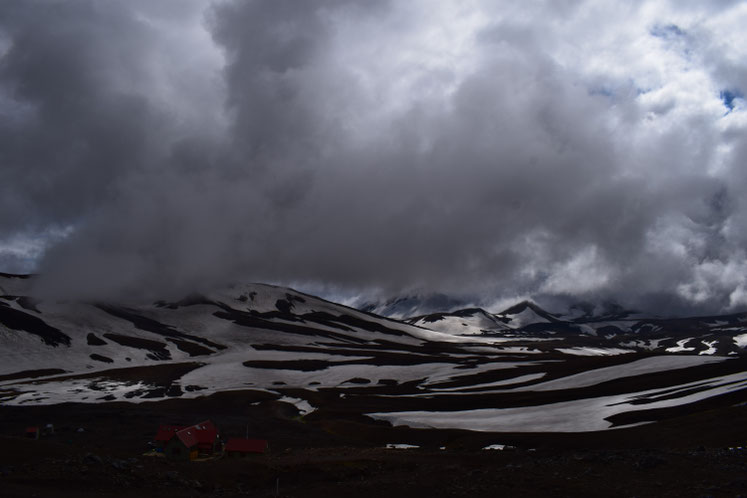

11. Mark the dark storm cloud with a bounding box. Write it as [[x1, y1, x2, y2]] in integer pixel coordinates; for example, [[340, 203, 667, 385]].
[[1, 0, 746, 313], [0, 1, 162, 229]]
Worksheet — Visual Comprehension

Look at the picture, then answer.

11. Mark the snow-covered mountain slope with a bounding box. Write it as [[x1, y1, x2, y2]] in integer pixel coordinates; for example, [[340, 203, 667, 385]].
[[1, 274, 746, 434], [0, 277, 523, 404], [404, 300, 747, 356], [407, 308, 512, 335], [496, 300, 561, 328], [0, 280, 486, 375], [405, 300, 563, 334]]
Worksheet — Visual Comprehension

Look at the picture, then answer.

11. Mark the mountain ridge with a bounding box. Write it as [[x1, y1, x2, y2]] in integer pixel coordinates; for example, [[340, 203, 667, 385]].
[[1, 272, 746, 436]]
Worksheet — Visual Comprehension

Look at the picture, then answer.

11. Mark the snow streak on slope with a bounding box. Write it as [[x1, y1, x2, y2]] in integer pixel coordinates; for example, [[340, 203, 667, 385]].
[[408, 308, 511, 335], [368, 370, 747, 432], [511, 356, 727, 392]]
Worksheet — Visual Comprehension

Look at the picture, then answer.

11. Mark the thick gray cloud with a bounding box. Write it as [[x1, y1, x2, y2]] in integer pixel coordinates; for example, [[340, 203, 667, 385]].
[[1, 0, 746, 314]]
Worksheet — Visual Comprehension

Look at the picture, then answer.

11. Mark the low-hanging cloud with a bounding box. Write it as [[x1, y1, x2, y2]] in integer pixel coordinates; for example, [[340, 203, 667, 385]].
[[1, 0, 747, 314]]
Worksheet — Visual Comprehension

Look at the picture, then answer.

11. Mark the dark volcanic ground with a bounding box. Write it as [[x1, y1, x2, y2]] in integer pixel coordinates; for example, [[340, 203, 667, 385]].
[[2, 279, 747, 495], [1, 391, 746, 497]]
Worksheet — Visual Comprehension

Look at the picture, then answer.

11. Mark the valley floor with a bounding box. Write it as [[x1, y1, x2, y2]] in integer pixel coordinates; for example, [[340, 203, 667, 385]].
[[1, 392, 746, 497]]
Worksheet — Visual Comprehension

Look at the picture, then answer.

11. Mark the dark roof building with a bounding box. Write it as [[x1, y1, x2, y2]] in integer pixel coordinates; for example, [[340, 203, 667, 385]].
[[225, 438, 268, 457]]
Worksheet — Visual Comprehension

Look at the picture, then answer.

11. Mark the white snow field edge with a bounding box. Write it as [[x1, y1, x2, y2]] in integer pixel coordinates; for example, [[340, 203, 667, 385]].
[[0, 358, 550, 406], [368, 370, 747, 432], [512, 355, 727, 392]]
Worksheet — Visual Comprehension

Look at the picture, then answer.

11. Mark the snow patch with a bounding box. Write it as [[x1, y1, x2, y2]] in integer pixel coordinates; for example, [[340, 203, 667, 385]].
[[504, 308, 550, 328], [699, 341, 718, 355], [666, 338, 696, 353], [555, 347, 635, 356], [482, 444, 510, 450], [277, 395, 314, 415], [429, 373, 546, 392]]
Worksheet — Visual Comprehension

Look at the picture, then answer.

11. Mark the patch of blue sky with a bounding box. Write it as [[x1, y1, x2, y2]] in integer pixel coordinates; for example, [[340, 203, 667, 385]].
[[650, 23, 693, 62], [588, 80, 645, 101], [588, 87, 614, 98], [650, 23, 684, 39], [0, 225, 73, 274], [720, 89, 743, 113]]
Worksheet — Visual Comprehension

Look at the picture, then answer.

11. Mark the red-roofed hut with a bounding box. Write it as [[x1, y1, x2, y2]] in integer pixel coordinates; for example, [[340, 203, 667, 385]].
[[153, 424, 185, 451], [162, 421, 220, 460]]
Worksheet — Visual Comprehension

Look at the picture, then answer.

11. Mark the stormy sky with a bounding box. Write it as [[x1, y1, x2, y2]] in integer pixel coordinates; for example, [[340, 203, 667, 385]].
[[1, 0, 746, 313]]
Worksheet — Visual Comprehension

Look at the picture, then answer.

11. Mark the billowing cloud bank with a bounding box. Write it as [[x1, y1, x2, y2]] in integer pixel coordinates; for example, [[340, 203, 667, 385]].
[[1, 0, 746, 312]]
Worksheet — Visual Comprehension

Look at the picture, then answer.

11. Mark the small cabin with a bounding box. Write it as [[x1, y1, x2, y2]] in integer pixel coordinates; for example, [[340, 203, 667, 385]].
[[224, 438, 268, 458], [164, 429, 199, 461], [156, 421, 220, 460]]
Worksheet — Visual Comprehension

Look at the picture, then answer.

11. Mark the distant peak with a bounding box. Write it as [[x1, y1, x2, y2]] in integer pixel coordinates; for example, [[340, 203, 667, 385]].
[[500, 300, 544, 315], [451, 307, 491, 317], [497, 300, 560, 325]]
